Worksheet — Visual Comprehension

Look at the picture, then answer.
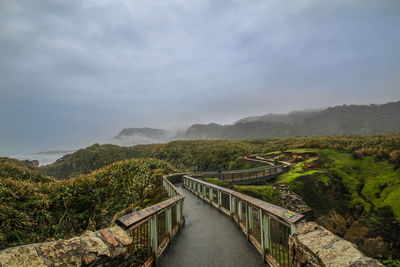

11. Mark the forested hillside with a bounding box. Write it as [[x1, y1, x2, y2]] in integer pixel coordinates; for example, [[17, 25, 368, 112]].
[[186, 100, 400, 139]]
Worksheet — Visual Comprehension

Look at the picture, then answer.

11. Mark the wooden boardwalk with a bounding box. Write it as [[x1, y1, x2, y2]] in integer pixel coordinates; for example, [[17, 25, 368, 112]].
[[195, 156, 290, 185], [158, 186, 263, 267]]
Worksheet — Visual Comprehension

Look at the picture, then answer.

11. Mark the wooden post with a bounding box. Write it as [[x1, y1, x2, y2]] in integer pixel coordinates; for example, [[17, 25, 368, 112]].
[[265, 215, 271, 256], [209, 188, 213, 202], [167, 207, 172, 243], [176, 202, 181, 226], [248, 205, 253, 238], [260, 210, 266, 261], [218, 190, 222, 207], [150, 214, 158, 264], [246, 205, 250, 240], [181, 200, 184, 219], [238, 200, 242, 222], [229, 195, 233, 214], [290, 223, 295, 235]]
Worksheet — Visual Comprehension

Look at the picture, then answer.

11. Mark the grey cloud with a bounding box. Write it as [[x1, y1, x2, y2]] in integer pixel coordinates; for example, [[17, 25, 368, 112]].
[[0, 0, 400, 154]]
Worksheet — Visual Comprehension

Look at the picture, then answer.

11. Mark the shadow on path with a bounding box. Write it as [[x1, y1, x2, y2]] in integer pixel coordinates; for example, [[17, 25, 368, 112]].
[[158, 186, 263, 267]]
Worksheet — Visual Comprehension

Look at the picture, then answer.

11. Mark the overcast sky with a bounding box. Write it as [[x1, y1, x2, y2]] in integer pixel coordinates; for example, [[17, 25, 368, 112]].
[[1, 0, 400, 154]]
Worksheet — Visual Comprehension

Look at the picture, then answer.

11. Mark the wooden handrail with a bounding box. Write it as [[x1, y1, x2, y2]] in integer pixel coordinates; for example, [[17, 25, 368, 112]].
[[183, 175, 304, 225]]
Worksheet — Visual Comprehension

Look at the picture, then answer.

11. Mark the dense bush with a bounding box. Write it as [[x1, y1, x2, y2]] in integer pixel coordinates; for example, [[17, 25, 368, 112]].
[[0, 158, 173, 249], [0, 162, 54, 183]]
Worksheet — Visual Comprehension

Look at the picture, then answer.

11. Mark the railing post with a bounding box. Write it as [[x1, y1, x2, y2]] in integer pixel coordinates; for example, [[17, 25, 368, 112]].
[[176, 202, 181, 227], [150, 214, 158, 264], [181, 200, 185, 219], [260, 209, 265, 262], [218, 190, 222, 207], [229, 194, 233, 214], [238, 199, 242, 221], [167, 207, 172, 243], [291, 223, 295, 235], [264, 214, 271, 253], [209, 188, 213, 202], [245, 203, 249, 239], [248, 205, 253, 239]]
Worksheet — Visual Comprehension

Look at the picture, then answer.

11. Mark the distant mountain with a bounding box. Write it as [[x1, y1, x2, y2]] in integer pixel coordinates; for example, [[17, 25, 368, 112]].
[[115, 127, 168, 139], [185, 100, 400, 139], [235, 109, 323, 124]]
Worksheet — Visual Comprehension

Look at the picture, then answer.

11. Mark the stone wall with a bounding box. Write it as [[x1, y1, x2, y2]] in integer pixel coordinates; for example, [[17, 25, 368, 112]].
[[0, 225, 141, 267], [289, 222, 383, 267]]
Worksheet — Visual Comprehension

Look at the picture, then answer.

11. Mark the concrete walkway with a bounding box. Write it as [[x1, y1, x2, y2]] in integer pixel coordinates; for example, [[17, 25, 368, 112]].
[[158, 186, 263, 267]]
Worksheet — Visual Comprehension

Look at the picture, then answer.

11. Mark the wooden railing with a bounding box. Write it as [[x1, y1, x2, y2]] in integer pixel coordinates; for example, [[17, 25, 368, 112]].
[[195, 165, 284, 184], [116, 174, 185, 266], [183, 175, 304, 267]]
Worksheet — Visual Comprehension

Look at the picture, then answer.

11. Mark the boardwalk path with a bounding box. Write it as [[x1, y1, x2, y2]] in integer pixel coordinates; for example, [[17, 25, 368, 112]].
[[158, 186, 263, 267]]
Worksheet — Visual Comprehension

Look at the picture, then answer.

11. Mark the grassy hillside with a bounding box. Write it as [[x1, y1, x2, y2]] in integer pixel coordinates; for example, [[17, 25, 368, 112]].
[[0, 161, 54, 183], [39, 144, 140, 179], [40, 135, 400, 179], [0, 158, 173, 249]]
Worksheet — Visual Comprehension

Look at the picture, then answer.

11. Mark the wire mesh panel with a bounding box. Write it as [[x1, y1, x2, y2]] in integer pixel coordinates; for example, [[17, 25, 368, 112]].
[[269, 218, 291, 267], [204, 186, 209, 199], [251, 206, 261, 244], [240, 201, 247, 229], [212, 190, 218, 203], [157, 211, 168, 252], [129, 221, 151, 266], [221, 192, 230, 211], [171, 204, 177, 229], [233, 197, 238, 215]]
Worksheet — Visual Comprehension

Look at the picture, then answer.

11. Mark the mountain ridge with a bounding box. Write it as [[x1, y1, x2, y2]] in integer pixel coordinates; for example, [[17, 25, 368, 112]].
[[113, 100, 400, 142]]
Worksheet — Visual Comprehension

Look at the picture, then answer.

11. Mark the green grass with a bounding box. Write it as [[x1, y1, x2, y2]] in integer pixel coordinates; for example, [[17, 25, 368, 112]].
[[276, 148, 400, 222], [263, 151, 282, 156], [277, 158, 329, 184], [320, 150, 400, 220], [234, 185, 280, 205], [284, 148, 320, 154]]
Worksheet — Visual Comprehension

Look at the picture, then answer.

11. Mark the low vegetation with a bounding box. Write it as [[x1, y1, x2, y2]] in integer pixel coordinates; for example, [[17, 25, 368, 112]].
[[0, 162, 54, 183], [234, 185, 280, 205], [0, 158, 173, 249], [39, 135, 400, 179]]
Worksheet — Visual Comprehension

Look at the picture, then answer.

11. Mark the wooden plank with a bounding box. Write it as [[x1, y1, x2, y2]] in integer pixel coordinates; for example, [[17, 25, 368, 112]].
[[117, 195, 184, 229]]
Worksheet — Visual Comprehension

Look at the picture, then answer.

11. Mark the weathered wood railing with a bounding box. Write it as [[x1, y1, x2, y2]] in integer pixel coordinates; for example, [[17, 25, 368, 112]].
[[247, 155, 292, 167], [183, 175, 304, 267], [116, 173, 185, 266], [195, 165, 284, 184]]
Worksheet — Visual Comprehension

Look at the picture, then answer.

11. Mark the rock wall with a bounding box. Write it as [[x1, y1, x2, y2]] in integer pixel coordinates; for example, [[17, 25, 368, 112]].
[[0, 225, 140, 267], [289, 222, 383, 267]]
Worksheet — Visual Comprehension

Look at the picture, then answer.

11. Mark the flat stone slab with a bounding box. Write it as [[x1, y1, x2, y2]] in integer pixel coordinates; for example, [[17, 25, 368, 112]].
[[40, 237, 85, 267], [81, 231, 110, 257], [0, 245, 47, 267]]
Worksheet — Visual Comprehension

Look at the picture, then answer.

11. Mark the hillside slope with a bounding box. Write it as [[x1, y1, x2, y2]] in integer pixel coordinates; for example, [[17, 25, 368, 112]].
[[40, 135, 400, 179], [186, 100, 400, 139], [0, 158, 173, 249]]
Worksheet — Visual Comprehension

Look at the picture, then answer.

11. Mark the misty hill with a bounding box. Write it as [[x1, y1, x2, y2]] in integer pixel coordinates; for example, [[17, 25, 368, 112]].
[[185, 100, 400, 139], [236, 109, 322, 124], [115, 127, 168, 139]]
